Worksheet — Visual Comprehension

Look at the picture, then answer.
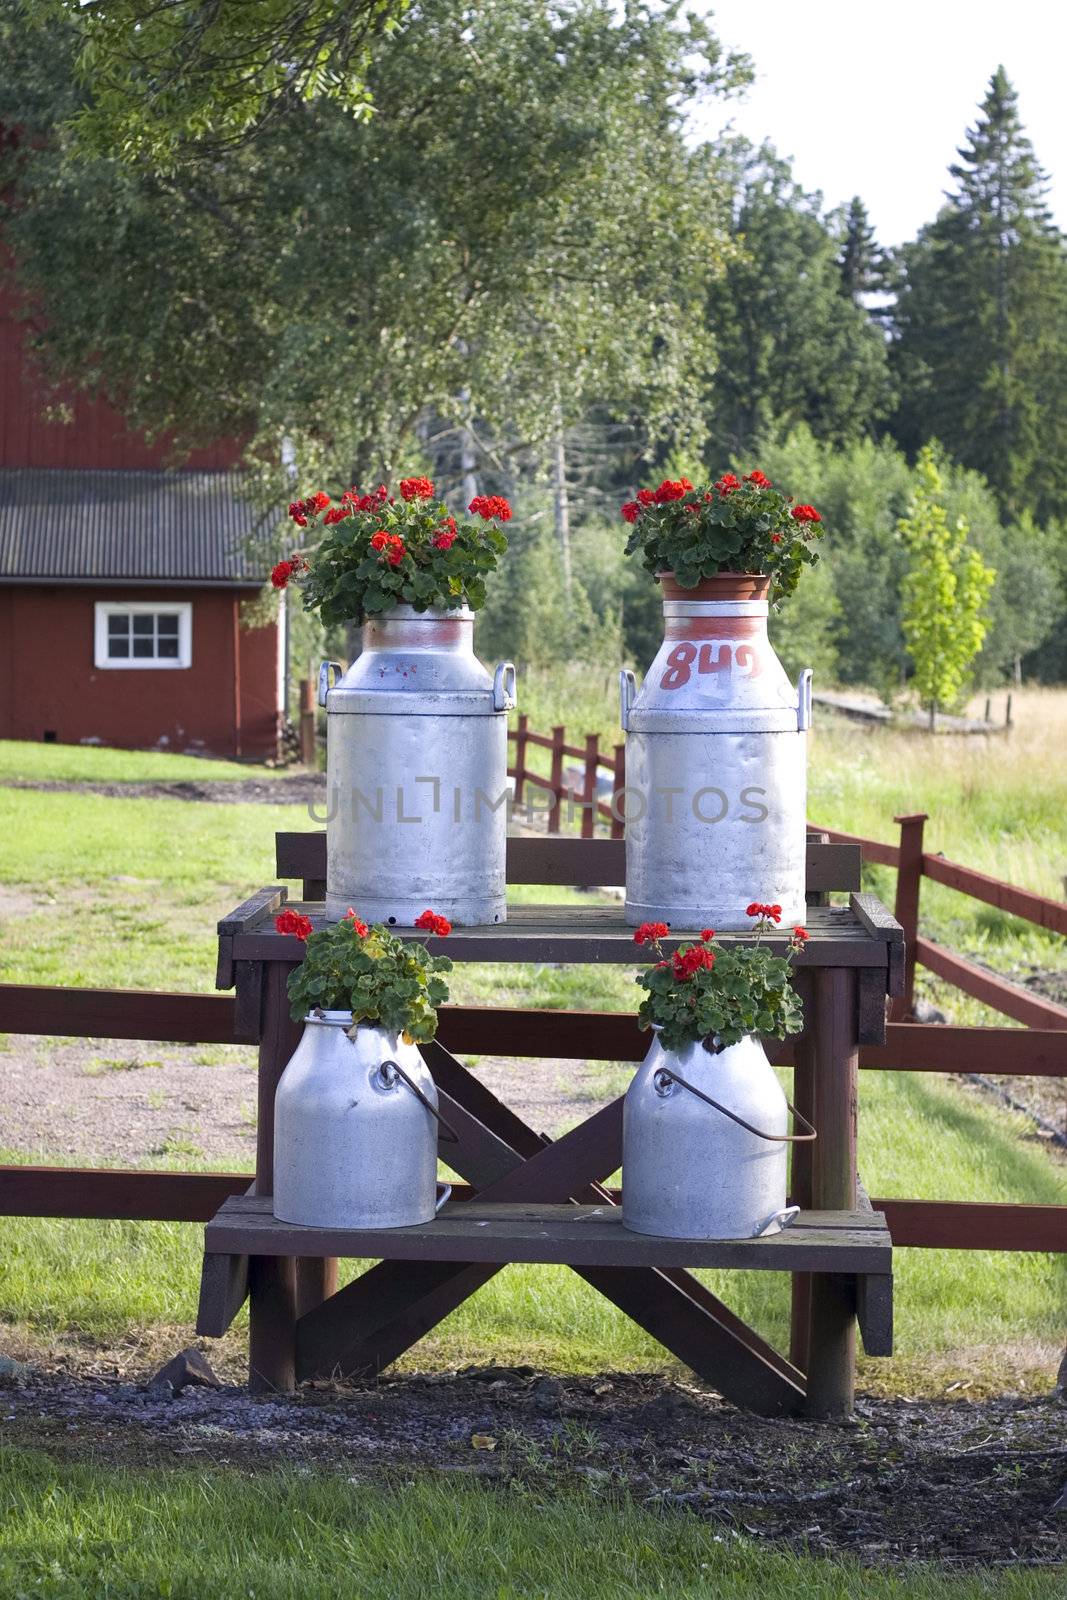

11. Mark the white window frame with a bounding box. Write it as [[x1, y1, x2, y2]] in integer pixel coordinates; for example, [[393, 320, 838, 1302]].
[[93, 601, 193, 670]]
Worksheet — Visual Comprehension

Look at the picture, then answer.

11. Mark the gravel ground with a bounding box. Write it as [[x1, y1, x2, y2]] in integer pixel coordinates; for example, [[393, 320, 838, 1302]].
[[0, 1033, 627, 1162], [2, 1359, 1064, 1571]]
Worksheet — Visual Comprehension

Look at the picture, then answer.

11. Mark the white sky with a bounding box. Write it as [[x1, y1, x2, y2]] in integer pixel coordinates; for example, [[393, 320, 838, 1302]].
[[686, 0, 1066, 245]]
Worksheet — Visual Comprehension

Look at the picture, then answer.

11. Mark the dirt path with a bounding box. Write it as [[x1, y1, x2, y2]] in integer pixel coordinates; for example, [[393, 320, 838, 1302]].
[[0, 1033, 626, 1162], [2, 1360, 1063, 1571], [0, 774, 325, 805]]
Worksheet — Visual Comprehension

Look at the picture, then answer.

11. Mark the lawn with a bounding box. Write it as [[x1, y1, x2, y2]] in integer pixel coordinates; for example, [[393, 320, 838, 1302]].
[[0, 1447, 1057, 1600], [0, 739, 285, 784]]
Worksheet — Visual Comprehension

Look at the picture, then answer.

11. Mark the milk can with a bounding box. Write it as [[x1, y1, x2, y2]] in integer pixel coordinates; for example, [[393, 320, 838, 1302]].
[[273, 1012, 453, 1229], [320, 605, 515, 925], [622, 1030, 815, 1239], [620, 574, 812, 931]]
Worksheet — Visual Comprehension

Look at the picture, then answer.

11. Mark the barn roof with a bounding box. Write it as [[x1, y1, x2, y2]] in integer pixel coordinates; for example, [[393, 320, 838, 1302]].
[[0, 469, 272, 585]]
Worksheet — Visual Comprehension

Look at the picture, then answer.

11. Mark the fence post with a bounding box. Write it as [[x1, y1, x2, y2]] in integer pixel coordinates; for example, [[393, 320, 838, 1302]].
[[299, 678, 317, 767], [610, 742, 626, 840], [512, 713, 529, 809], [580, 733, 600, 840], [891, 812, 927, 1022], [547, 725, 565, 835]]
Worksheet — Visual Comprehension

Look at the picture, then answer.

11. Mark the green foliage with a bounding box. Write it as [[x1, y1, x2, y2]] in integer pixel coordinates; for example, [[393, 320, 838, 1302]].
[[891, 68, 1067, 520], [837, 195, 889, 304], [622, 471, 823, 603], [899, 448, 997, 715], [290, 486, 508, 624], [286, 918, 452, 1039], [703, 143, 894, 457], [39, 0, 404, 165], [634, 925, 806, 1051]]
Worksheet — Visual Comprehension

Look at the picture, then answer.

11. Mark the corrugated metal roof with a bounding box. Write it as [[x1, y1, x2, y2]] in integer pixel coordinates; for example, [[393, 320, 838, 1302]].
[[0, 469, 273, 583]]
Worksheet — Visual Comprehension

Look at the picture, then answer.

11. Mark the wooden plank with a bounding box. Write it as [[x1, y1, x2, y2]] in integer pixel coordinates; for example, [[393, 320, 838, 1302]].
[[813, 824, 900, 869], [215, 934, 235, 992], [856, 968, 889, 1046], [196, 1251, 249, 1337], [849, 893, 903, 943], [218, 885, 287, 937], [207, 1196, 891, 1273], [921, 854, 1067, 938], [0, 984, 238, 1043], [916, 937, 1067, 1029], [272, 832, 861, 892], [873, 1199, 1067, 1252], [0, 1165, 250, 1220], [864, 1024, 1067, 1077], [856, 1273, 893, 1357], [232, 961, 264, 1041]]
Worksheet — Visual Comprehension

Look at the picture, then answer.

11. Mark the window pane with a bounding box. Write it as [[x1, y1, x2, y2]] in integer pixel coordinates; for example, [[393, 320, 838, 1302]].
[[157, 637, 179, 658], [132, 637, 154, 658], [108, 614, 129, 638], [157, 614, 180, 636], [132, 615, 154, 636], [108, 637, 130, 658]]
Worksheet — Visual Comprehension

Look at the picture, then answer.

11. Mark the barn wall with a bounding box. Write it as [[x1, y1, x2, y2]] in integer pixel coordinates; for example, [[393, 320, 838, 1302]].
[[0, 584, 280, 760]]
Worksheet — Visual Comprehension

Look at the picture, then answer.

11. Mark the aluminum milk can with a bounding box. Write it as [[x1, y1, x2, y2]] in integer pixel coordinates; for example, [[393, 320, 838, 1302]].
[[622, 1031, 812, 1239], [320, 605, 515, 925], [620, 574, 812, 930], [273, 1013, 449, 1229]]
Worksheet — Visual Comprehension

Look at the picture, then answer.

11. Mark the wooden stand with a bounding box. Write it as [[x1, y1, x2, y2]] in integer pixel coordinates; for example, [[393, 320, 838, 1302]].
[[201, 834, 902, 1418]]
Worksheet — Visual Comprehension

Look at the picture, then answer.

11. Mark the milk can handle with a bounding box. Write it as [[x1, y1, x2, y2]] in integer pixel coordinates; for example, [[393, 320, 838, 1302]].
[[620, 669, 636, 732], [493, 661, 517, 711], [796, 667, 814, 731], [378, 1058, 460, 1144], [318, 659, 342, 707], [652, 1066, 817, 1144]]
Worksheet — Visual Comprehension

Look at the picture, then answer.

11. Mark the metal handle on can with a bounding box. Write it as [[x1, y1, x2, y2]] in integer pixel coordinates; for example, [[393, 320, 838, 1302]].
[[651, 1065, 817, 1144], [376, 1058, 460, 1143], [753, 1204, 801, 1237], [493, 661, 517, 711], [796, 667, 814, 731], [619, 668, 636, 731], [435, 1182, 453, 1213], [318, 659, 343, 708]]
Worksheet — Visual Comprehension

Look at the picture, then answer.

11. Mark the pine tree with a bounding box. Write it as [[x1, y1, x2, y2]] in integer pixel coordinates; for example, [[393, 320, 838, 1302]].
[[891, 68, 1067, 518], [838, 196, 886, 304]]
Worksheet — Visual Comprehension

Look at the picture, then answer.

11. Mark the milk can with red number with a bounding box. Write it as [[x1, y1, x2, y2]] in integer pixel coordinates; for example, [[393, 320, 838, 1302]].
[[620, 574, 812, 931]]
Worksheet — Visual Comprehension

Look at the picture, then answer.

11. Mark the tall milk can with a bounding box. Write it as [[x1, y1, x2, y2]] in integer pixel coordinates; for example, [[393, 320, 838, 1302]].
[[620, 574, 812, 931], [320, 605, 515, 925]]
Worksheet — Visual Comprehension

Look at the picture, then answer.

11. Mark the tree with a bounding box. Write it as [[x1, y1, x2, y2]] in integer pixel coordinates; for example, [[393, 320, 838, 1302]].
[[891, 68, 1067, 519], [33, 0, 406, 165], [837, 195, 888, 305], [898, 446, 996, 723], [703, 143, 894, 458], [0, 1, 750, 503]]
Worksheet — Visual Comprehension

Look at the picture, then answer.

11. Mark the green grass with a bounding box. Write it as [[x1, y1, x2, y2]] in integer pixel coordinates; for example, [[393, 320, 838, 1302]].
[[0, 739, 282, 783], [0, 1447, 1056, 1600]]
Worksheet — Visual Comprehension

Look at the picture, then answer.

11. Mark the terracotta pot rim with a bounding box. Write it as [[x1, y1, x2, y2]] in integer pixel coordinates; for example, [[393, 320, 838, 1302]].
[[656, 571, 771, 601]]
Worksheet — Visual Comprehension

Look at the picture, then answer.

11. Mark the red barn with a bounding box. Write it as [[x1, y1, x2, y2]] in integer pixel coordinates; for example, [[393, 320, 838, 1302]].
[[0, 283, 283, 760]]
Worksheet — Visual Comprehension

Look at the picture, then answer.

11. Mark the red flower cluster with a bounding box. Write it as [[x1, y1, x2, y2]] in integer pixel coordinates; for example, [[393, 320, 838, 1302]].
[[791, 504, 822, 523], [344, 908, 369, 937], [633, 921, 670, 945], [415, 909, 452, 937], [715, 473, 741, 495], [271, 560, 295, 589], [276, 908, 314, 940], [371, 530, 406, 566], [288, 491, 331, 528], [701, 928, 716, 942], [791, 926, 809, 943], [672, 944, 715, 981], [636, 488, 656, 506], [653, 477, 693, 504], [620, 501, 641, 524], [323, 504, 351, 526], [746, 902, 782, 923], [468, 495, 512, 522], [400, 477, 434, 501], [433, 529, 457, 551], [341, 485, 389, 513], [744, 469, 772, 488]]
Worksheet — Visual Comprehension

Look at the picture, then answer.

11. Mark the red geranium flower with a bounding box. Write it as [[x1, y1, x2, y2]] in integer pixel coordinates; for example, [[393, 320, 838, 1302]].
[[323, 504, 351, 525], [370, 530, 389, 550], [672, 945, 715, 980], [746, 901, 782, 923], [309, 491, 331, 511], [791, 504, 822, 523], [791, 926, 810, 942], [633, 921, 670, 945], [287, 500, 309, 527], [400, 476, 434, 501], [271, 560, 294, 589], [636, 488, 656, 507], [700, 928, 715, 942], [414, 909, 452, 937], [275, 908, 314, 940], [652, 478, 690, 504], [715, 473, 741, 495], [433, 530, 457, 550], [344, 908, 369, 937], [468, 494, 512, 522], [385, 536, 406, 566], [620, 501, 641, 524], [745, 470, 772, 488]]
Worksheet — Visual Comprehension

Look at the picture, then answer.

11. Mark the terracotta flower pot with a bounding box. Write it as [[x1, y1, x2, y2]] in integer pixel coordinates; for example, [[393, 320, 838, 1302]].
[[656, 571, 771, 603]]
